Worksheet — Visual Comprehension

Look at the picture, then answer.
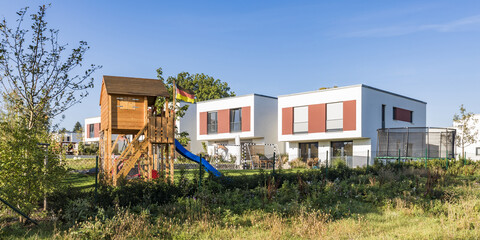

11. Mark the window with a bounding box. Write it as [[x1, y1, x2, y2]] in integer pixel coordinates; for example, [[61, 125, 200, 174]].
[[66, 136, 71, 142], [89, 124, 94, 138], [476, 147, 480, 156], [327, 102, 343, 131], [331, 141, 353, 166], [381, 104, 386, 129], [207, 112, 218, 134], [299, 142, 318, 161], [393, 107, 412, 123], [294, 106, 308, 133], [230, 108, 242, 132], [116, 97, 140, 110]]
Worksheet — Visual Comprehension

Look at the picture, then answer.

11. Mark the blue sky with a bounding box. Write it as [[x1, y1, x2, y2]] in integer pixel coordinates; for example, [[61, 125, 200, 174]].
[[1, 0, 480, 130]]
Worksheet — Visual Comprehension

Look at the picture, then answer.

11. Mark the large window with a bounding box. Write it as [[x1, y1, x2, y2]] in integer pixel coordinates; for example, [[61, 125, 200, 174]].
[[207, 112, 218, 134], [326, 102, 343, 131], [89, 124, 95, 138], [331, 141, 353, 164], [294, 106, 308, 133], [230, 108, 242, 132], [299, 142, 318, 161]]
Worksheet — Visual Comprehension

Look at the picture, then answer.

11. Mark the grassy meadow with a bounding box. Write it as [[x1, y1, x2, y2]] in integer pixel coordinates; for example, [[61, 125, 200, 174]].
[[2, 159, 480, 239]]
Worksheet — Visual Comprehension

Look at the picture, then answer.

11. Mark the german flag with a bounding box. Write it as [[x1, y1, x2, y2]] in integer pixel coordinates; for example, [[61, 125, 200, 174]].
[[175, 84, 195, 103]]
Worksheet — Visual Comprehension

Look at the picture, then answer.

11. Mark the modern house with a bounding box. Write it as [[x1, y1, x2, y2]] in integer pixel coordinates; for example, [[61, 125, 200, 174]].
[[453, 114, 480, 160], [177, 102, 201, 154], [196, 94, 281, 164], [84, 116, 101, 143], [278, 84, 427, 167], [53, 131, 83, 155]]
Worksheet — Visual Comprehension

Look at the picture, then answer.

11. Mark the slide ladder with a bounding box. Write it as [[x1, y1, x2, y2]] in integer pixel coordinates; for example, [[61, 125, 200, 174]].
[[174, 139, 222, 177]]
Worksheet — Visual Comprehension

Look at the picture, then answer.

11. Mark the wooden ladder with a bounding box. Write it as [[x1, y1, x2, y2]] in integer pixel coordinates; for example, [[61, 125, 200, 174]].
[[115, 124, 149, 182]]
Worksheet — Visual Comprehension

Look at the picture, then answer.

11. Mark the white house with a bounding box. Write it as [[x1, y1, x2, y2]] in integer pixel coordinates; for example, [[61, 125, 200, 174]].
[[278, 84, 427, 167], [84, 116, 101, 143], [196, 94, 281, 164], [177, 102, 202, 154], [453, 114, 480, 160], [53, 131, 83, 155]]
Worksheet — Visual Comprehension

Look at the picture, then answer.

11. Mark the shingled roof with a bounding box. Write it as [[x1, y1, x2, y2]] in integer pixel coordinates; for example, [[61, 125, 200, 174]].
[[102, 75, 169, 97]]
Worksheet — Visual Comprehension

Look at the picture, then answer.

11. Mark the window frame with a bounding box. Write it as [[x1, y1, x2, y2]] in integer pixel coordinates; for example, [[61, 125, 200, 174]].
[[326, 102, 343, 132], [230, 108, 242, 133], [293, 106, 308, 134], [89, 124, 95, 138], [207, 111, 218, 134]]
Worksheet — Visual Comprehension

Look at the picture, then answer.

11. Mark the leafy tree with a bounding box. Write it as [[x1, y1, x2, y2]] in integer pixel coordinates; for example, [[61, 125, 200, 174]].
[[73, 121, 83, 132], [0, 5, 101, 130], [155, 67, 235, 146], [0, 113, 66, 215], [453, 104, 479, 158]]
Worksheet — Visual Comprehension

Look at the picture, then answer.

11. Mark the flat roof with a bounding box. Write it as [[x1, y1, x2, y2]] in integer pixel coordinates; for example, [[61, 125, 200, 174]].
[[278, 84, 426, 104], [196, 93, 277, 104]]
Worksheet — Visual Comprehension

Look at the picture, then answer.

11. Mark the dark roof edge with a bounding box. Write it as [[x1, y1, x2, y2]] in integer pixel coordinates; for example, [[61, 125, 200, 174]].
[[362, 85, 427, 104]]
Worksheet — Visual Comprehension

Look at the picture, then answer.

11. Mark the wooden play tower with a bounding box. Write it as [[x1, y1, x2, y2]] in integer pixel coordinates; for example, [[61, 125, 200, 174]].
[[99, 75, 176, 185]]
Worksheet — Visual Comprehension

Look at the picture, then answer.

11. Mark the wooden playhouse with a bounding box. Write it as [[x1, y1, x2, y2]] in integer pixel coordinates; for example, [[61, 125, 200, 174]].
[[99, 75, 176, 185]]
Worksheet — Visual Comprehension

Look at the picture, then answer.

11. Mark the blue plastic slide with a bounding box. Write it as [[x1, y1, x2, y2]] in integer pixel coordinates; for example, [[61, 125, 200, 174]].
[[174, 139, 222, 177]]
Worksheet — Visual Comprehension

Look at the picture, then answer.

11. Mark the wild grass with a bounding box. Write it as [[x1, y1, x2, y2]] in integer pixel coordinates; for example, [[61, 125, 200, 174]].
[[3, 161, 480, 239]]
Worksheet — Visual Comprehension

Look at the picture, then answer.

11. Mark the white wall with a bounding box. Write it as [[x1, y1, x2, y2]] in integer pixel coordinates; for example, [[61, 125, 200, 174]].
[[361, 86, 427, 157], [254, 95, 283, 152], [177, 102, 203, 154], [84, 116, 101, 142], [454, 114, 480, 160]]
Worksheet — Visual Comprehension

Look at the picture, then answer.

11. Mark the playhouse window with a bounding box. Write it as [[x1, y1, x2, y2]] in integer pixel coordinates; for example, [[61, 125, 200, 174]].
[[117, 97, 139, 110], [230, 108, 242, 132], [294, 106, 308, 133], [207, 112, 218, 134], [326, 102, 343, 131]]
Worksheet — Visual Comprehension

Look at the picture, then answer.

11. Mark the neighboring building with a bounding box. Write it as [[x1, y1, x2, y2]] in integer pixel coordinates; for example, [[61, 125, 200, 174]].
[[453, 114, 480, 160], [177, 102, 202, 154], [278, 84, 427, 167], [84, 116, 101, 143], [53, 131, 83, 155], [196, 94, 281, 163]]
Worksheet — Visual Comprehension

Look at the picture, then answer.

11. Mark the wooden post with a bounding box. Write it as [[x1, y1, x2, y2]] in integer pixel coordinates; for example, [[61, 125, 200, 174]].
[[170, 143, 175, 183], [106, 129, 112, 181], [161, 144, 165, 180]]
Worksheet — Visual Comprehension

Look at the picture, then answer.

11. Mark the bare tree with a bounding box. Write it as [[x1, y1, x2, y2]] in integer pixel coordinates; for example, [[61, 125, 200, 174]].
[[0, 5, 101, 130], [453, 104, 479, 158]]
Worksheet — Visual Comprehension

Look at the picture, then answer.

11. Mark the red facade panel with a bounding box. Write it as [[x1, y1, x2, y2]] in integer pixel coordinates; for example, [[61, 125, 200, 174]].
[[282, 107, 293, 135], [217, 109, 230, 133], [394, 107, 412, 122], [199, 112, 207, 135], [94, 123, 100, 138], [343, 100, 356, 131], [242, 106, 251, 132], [308, 104, 326, 133]]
